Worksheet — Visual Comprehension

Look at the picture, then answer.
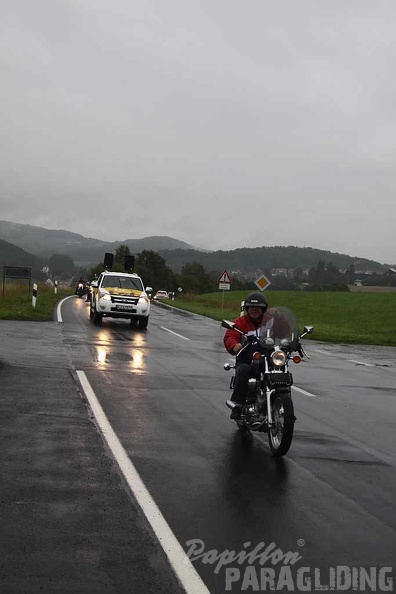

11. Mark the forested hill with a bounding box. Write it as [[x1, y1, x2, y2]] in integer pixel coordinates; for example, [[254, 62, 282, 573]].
[[0, 221, 393, 273], [158, 245, 390, 274], [0, 239, 45, 277]]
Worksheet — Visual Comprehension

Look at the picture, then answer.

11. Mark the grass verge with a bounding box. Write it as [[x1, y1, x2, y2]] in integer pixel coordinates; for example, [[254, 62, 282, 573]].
[[162, 290, 396, 346], [0, 285, 74, 321], [2, 286, 396, 346]]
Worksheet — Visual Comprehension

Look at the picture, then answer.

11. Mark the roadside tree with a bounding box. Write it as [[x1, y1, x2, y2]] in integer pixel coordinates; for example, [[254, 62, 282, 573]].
[[135, 250, 175, 291], [179, 262, 213, 294], [48, 253, 75, 278]]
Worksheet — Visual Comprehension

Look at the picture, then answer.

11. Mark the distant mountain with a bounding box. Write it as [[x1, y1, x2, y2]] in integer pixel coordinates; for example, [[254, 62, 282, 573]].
[[66, 236, 199, 266], [0, 221, 110, 258], [0, 238, 45, 278], [157, 246, 392, 275], [0, 220, 393, 276], [0, 221, 198, 265]]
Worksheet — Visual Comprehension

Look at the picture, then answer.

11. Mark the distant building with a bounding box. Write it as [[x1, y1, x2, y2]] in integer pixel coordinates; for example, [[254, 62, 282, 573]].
[[271, 268, 289, 277]]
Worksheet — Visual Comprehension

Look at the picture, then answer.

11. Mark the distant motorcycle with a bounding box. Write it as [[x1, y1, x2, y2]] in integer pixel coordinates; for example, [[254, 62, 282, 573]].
[[75, 282, 86, 298], [222, 307, 313, 457]]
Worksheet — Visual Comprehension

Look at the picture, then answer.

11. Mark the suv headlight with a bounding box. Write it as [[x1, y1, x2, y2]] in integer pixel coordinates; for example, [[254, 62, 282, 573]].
[[138, 296, 149, 304], [99, 291, 111, 301], [271, 351, 286, 367]]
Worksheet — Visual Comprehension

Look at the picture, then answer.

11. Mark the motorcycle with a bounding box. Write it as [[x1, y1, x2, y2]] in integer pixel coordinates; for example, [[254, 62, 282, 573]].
[[75, 282, 86, 298], [222, 307, 313, 457]]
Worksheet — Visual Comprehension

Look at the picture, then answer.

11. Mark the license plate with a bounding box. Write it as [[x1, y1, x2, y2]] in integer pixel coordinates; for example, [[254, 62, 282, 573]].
[[266, 372, 293, 387], [116, 304, 134, 310]]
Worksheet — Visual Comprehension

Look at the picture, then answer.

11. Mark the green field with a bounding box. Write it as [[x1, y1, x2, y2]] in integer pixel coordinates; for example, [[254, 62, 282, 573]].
[[1, 285, 396, 346], [166, 290, 396, 346], [0, 284, 74, 321]]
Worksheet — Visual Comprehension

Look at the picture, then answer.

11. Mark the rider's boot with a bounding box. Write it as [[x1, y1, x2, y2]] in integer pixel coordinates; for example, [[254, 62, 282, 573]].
[[230, 404, 242, 420]]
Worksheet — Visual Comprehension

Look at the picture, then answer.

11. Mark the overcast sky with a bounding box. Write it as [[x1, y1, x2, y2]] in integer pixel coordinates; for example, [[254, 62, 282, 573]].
[[1, 1, 396, 264]]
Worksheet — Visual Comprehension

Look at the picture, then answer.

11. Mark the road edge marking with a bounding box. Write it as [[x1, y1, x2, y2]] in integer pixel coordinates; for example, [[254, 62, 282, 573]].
[[292, 385, 317, 398], [76, 370, 209, 594], [160, 326, 191, 340], [56, 295, 75, 323]]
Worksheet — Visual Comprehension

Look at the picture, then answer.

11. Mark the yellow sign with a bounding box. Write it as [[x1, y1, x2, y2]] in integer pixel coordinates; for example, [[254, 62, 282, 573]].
[[254, 274, 271, 291]]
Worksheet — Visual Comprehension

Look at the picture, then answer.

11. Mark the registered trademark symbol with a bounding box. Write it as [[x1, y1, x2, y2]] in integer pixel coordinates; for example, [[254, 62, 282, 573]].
[[297, 539, 305, 547]]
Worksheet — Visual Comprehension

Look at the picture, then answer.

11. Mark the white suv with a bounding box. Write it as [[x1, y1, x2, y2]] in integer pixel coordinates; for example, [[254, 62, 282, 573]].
[[89, 272, 152, 328]]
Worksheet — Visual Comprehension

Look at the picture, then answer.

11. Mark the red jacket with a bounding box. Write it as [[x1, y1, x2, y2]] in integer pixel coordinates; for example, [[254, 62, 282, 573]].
[[224, 310, 292, 356], [223, 314, 263, 355]]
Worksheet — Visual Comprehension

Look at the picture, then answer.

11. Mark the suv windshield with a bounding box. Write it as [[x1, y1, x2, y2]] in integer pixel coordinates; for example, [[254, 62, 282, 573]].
[[101, 275, 143, 291]]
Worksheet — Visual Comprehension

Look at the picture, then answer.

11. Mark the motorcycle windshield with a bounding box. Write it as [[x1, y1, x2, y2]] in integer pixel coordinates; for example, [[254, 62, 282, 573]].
[[258, 306, 300, 351]]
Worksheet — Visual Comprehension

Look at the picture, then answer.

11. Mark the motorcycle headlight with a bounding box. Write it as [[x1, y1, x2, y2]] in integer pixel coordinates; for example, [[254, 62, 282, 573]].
[[271, 350, 286, 367]]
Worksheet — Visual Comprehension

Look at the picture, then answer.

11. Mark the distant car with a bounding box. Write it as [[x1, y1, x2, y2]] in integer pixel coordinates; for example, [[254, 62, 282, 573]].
[[153, 290, 169, 300]]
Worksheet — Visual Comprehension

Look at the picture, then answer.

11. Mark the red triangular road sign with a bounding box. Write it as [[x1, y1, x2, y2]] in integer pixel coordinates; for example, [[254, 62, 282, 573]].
[[217, 269, 231, 283]]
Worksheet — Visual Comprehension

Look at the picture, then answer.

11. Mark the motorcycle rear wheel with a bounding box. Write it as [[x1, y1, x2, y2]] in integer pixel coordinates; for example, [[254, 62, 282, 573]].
[[268, 391, 294, 457]]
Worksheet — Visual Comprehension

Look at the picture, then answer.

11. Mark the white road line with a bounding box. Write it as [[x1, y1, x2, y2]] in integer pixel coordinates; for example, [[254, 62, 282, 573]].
[[160, 326, 191, 340], [56, 295, 74, 323], [76, 370, 209, 594], [348, 359, 376, 367], [313, 349, 377, 368], [292, 385, 317, 398]]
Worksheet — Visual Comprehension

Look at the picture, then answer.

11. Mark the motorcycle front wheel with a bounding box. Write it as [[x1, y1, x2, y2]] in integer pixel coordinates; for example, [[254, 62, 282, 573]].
[[268, 391, 294, 457]]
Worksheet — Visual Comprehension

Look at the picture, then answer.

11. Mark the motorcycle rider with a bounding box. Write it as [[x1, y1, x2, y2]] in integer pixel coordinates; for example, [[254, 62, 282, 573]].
[[75, 276, 87, 295], [223, 292, 268, 419]]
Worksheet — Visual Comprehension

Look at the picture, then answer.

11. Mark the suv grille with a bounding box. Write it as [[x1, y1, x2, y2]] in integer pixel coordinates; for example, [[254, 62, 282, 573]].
[[111, 296, 139, 305]]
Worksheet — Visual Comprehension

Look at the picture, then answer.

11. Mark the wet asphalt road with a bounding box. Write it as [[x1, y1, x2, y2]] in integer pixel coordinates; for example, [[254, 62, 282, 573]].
[[1, 296, 396, 593]]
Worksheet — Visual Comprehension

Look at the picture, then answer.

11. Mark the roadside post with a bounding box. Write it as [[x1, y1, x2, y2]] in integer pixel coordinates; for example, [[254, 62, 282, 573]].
[[54, 280, 58, 295], [217, 269, 232, 311], [32, 283, 38, 308]]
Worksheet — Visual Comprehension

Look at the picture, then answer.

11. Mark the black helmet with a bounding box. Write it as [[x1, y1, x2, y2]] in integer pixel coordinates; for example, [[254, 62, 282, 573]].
[[244, 292, 268, 312]]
